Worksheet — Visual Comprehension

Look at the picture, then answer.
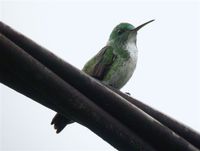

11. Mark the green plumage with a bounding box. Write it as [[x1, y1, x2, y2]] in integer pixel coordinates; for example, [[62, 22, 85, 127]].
[[82, 23, 136, 89], [82, 45, 132, 89]]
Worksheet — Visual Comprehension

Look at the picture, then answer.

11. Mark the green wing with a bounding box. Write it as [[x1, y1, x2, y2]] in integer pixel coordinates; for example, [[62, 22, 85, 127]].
[[83, 46, 117, 80]]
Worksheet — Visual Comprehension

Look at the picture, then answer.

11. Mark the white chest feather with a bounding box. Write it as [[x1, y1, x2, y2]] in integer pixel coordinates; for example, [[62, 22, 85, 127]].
[[125, 41, 138, 62]]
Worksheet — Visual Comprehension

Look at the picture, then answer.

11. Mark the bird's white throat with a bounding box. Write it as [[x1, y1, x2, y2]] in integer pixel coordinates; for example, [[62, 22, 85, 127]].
[[125, 40, 138, 59]]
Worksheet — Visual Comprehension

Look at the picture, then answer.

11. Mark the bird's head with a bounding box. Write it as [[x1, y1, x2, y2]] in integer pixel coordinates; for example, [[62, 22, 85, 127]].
[[108, 20, 154, 49]]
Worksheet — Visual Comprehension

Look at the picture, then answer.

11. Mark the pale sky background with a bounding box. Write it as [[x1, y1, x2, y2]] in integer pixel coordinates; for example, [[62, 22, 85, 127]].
[[0, 0, 200, 151]]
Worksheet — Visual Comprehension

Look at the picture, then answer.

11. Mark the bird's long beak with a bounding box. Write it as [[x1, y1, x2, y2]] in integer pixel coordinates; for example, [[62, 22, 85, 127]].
[[131, 19, 155, 32]]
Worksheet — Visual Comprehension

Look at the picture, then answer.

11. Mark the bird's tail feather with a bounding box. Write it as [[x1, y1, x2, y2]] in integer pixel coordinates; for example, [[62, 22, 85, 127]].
[[51, 113, 73, 133]]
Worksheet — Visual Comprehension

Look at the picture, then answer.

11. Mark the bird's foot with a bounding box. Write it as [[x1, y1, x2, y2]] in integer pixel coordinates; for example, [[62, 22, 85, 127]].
[[125, 92, 131, 96]]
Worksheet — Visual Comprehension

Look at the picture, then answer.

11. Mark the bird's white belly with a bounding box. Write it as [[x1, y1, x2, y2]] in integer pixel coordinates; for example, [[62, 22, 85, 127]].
[[103, 56, 137, 89]]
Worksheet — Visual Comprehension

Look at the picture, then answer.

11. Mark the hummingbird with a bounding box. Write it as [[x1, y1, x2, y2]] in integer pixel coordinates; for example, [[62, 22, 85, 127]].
[[51, 20, 154, 133]]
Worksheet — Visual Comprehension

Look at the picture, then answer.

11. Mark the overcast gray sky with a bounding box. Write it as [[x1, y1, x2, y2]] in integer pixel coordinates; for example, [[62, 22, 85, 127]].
[[0, 0, 200, 150]]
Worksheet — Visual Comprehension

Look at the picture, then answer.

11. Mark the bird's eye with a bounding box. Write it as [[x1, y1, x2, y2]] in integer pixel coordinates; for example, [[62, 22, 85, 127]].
[[117, 29, 124, 35]]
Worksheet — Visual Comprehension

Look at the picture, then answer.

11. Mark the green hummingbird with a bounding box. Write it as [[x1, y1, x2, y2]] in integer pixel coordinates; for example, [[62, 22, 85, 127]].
[[51, 20, 154, 133]]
